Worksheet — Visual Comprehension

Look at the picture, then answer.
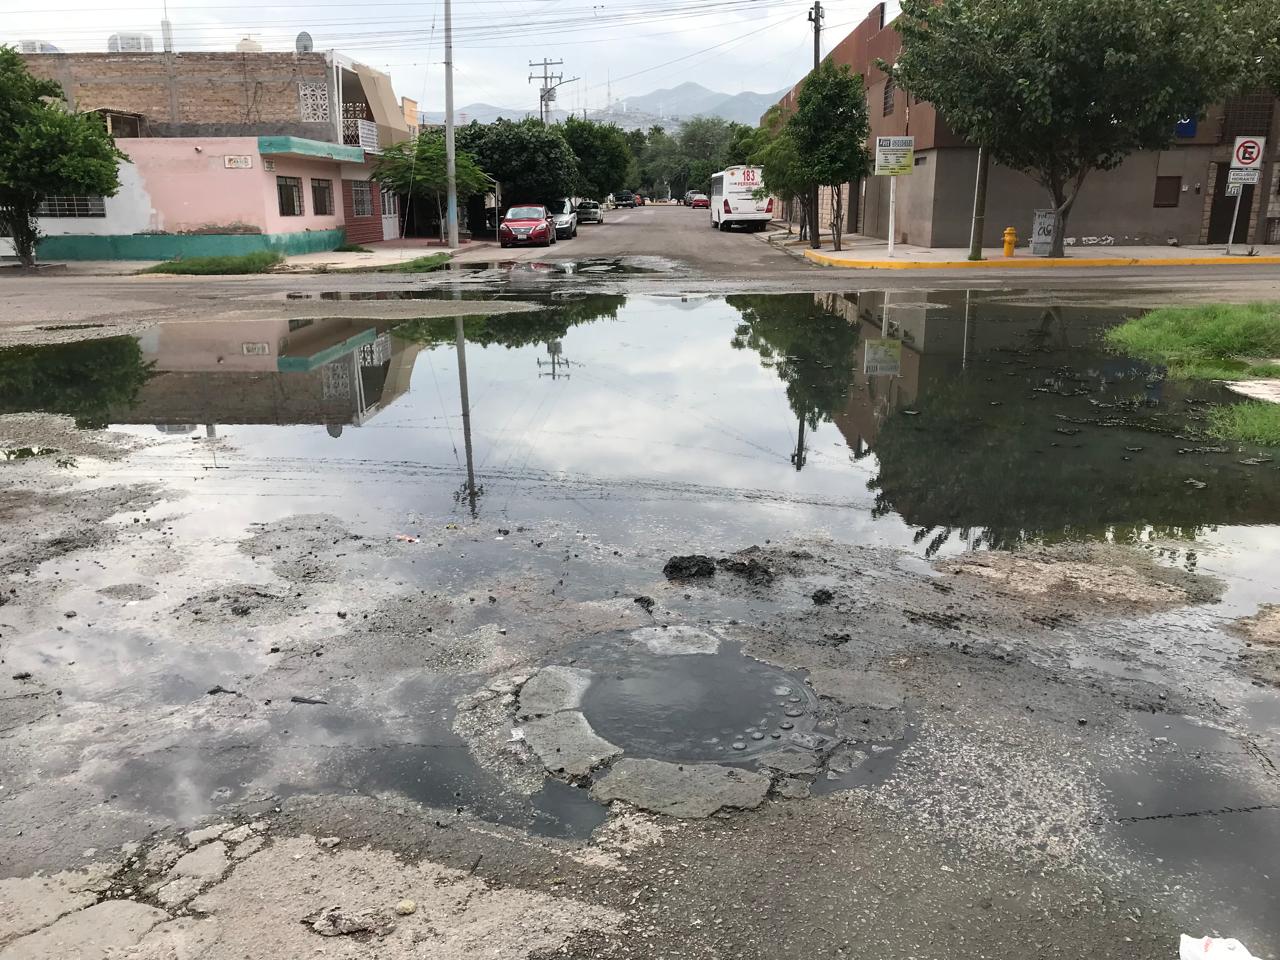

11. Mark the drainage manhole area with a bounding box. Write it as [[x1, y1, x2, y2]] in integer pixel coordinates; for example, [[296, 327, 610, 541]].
[[576, 639, 820, 763]]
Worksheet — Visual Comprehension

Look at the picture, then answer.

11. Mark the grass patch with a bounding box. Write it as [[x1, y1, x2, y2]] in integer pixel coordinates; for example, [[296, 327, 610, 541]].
[[141, 251, 284, 275], [1207, 400, 1280, 445], [335, 253, 451, 274], [1105, 302, 1280, 380], [333, 243, 373, 253]]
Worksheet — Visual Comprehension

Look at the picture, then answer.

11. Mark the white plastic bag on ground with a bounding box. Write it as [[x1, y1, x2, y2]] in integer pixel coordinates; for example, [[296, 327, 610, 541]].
[[1180, 935, 1259, 959]]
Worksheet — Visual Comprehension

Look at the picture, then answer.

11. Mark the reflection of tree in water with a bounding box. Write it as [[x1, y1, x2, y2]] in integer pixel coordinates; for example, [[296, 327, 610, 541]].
[[0, 336, 154, 429], [725, 294, 860, 429], [393, 294, 627, 350], [870, 368, 1280, 553]]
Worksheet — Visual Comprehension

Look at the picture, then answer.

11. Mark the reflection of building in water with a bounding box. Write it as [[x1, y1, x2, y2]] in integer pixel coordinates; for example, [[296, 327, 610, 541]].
[[820, 291, 1125, 450], [111, 318, 420, 429]]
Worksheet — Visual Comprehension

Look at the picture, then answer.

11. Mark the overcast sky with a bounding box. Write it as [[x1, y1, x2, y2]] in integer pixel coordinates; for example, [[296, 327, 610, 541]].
[[7, 0, 898, 112]]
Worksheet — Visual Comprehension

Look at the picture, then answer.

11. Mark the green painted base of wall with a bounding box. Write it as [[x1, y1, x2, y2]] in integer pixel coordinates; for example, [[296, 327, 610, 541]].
[[38, 229, 345, 261]]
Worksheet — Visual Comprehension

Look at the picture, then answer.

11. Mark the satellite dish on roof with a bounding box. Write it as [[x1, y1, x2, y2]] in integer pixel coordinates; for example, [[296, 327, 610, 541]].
[[296, 31, 313, 53]]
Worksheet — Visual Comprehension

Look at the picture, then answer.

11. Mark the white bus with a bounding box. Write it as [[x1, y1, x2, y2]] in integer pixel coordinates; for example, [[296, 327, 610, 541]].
[[708, 165, 773, 231]]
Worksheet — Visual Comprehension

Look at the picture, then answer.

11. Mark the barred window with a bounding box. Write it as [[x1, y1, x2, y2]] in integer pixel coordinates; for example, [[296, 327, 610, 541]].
[[311, 178, 334, 216], [882, 77, 896, 117], [37, 196, 106, 218], [351, 181, 373, 217], [277, 176, 304, 217]]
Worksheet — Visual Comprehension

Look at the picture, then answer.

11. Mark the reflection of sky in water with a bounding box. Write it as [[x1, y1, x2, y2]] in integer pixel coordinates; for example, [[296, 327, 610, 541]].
[[88, 293, 1280, 615]]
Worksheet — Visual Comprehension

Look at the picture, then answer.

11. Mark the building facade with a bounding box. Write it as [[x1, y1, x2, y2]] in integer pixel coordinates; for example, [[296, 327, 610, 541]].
[[768, 4, 1280, 248], [10, 49, 414, 259]]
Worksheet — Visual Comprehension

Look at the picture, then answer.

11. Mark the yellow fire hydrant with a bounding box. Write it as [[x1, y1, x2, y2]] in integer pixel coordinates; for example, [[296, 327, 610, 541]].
[[1002, 226, 1018, 257]]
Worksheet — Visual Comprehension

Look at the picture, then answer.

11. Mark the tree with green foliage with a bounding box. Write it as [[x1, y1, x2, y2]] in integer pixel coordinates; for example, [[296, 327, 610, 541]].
[[891, 0, 1240, 257], [677, 116, 738, 193], [373, 131, 488, 241], [0, 46, 125, 267], [786, 60, 871, 252], [456, 117, 578, 204], [561, 116, 633, 200], [751, 126, 806, 235]]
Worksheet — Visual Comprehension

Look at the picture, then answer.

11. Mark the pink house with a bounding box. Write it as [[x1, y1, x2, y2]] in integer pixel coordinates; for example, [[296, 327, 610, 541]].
[[33, 135, 399, 259]]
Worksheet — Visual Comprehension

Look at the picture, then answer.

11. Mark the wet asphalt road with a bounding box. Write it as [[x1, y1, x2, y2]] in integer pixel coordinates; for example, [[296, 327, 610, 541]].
[[2, 215, 1280, 959]]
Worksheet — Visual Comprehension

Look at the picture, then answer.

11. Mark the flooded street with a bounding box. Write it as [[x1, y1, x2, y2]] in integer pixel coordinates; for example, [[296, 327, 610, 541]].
[[2, 278, 1278, 958]]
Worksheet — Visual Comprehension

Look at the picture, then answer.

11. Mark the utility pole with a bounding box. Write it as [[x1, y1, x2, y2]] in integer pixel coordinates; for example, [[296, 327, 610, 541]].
[[529, 58, 563, 123], [807, 0, 823, 250], [443, 0, 459, 249]]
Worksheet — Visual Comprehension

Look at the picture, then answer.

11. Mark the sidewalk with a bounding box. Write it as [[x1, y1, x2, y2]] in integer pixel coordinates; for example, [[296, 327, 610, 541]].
[[791, 234, 1280, 269], [279, 237, 471, 272]]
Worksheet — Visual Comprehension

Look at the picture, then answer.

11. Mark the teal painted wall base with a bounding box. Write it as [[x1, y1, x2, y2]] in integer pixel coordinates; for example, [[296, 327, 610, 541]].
[[38, 229, 345, 261]]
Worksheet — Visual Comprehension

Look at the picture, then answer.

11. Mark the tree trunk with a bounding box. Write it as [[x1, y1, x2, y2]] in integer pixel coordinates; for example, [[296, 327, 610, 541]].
[[797, 199, 809, 241], [436, 195, 445, 244], [1047, 169, 1088, 259], [1, 205, 40, 268], [830, 184, 844, 253], [809, 185, 821, 249]]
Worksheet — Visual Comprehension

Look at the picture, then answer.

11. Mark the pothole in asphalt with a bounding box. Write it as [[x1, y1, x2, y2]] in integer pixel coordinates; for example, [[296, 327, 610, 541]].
[[578, 638, 821, 762], [477, 626, 910, 819]]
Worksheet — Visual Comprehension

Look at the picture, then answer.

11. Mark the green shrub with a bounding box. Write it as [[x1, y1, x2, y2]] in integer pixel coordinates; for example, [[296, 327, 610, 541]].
[[1105, 303, 1280, 380], [141, 251, 284, 275], [1206, 401, 1280, 445]]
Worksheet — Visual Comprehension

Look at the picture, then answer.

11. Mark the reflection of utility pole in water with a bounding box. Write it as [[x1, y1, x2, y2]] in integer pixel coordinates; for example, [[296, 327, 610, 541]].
[[962, 290, 971, 370], [536, 340, 571, 379], [791, 413, 807, 471], [454, 315, 479, 518]]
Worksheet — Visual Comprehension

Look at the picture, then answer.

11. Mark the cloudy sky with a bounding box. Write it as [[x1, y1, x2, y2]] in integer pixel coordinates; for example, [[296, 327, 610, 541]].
[[7, 0, 897, 112]]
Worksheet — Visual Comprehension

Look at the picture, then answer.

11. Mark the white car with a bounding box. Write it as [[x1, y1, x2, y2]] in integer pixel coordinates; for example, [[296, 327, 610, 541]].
[[545, 198, 578, 239]]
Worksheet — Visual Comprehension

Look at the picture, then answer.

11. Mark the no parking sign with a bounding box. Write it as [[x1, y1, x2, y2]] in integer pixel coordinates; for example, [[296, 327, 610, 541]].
[[1232, 136, 1265, 169]]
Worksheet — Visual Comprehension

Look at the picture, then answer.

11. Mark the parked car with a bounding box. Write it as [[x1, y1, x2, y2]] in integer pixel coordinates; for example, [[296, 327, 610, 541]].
[[690, 194, 710, 209], [615, 191, 636, 208], [636, 195, 646, 206], [683, 190, 698, 206], [544, 198, 578, 239], [499, 204, 557, 248], [577, 200, 604, 224]]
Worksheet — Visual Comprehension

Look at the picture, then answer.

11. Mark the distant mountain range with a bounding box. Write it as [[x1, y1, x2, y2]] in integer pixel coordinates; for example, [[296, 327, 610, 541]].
[[420, 82, 786, 131]]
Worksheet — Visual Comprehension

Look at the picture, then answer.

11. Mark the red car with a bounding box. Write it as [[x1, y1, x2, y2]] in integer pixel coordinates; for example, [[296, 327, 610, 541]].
[[499, 205, 557, 248], [690, 194, 710, 209]]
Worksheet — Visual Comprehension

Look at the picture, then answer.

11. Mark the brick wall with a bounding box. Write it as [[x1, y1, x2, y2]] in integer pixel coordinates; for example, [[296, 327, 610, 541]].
[[341, 179, 383, 244], [21, 51, 334, 139]]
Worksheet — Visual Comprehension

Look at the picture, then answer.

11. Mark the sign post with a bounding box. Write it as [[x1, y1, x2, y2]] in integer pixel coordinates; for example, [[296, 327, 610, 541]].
[[875, 136, 914, 258], [1226, 136, 1265, 255]]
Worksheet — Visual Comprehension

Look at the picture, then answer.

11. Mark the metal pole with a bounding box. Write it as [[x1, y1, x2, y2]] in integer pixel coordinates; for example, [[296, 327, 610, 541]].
[[968, 145, 989, 261], [1225, 188, 1242, 256], [887, 175, 897, 258], [444, 0, 459, 249]]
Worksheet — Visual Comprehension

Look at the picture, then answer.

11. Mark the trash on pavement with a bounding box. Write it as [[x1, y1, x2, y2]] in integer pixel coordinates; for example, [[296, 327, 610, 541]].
[[1180, 935, 1259, 959]]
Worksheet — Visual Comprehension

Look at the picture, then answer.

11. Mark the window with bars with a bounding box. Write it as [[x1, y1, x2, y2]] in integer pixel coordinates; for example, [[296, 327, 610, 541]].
[[277, 176, 304, 216], [882, 78, 896, 117], [311, 178, 334, 216], [351, 180, 374, 217], [1152, 176, 1182, 208], [37, 195, 106, 218]]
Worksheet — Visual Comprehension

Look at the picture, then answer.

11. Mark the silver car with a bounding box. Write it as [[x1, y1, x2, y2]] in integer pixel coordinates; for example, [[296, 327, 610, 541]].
[[577, 200, 604, 224], [545, 198, 578, 239]]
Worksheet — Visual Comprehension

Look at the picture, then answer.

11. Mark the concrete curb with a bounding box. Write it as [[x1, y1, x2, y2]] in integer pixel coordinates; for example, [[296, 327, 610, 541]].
[[804, 249, 1280, 269]]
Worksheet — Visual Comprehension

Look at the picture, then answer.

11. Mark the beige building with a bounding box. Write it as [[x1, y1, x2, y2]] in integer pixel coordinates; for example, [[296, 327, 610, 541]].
[[769, 3, 1280, 247]]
